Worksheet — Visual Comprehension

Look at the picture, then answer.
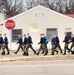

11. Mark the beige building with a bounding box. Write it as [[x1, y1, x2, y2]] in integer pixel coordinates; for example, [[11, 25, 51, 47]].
[[0, 13, 4, 34], [0, 6, 74, 50], [0, 13, 4, 22]]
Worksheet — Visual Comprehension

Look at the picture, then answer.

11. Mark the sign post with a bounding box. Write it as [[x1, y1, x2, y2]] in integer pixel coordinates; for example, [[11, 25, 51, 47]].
[[5, 20, 15, 50]]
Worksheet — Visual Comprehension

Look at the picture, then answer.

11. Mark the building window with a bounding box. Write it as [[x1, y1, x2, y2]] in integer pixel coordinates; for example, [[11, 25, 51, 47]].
[[34, 12, 46, 18], [29, 23, 39, 32], [46, 28, 57, 41], [11, 29, 22, 42]]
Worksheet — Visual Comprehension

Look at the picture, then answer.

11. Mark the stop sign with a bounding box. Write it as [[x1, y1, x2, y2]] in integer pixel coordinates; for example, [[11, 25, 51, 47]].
[[5, 20, 15, 30]]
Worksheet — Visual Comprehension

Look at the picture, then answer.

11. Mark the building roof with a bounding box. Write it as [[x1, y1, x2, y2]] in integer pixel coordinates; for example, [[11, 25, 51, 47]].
[[0, 5, 74, 25], [65, 14, 74, 18]]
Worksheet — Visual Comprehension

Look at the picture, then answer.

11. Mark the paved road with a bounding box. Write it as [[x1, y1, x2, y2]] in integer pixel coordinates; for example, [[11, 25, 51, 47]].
[[0, 60, 74, 75]]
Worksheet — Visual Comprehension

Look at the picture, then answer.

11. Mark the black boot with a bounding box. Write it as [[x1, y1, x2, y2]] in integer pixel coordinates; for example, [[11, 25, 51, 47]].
[[23, 52, 29, 56], [63, 53, 66, 55], [44, 53, 48, 56], [34, 51, 36, 54], [7, 51, 10, 55], [14, 52, 17, 54], [51, 52, 54, 55], [41, 51, 44, 54], [26, 52, 29, 56], [56, 51, 58, 54], [1, 52, 5, 55], [36, 52, 39, 55]]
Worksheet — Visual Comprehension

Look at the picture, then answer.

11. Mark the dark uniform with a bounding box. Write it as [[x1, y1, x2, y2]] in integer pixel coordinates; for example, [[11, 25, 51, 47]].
[[2, 36, 10, 55], [63, 34, 72, 55], [0, 36, 3, 50], [27, 36, 36, 54], [43, 36, 48, 55], [37, 36, 46, 55], [70, 36, 74, 50], [14, 37, 25, 55], [23, 36, 29, 56], [0, 36, 4, 55], [55, 36, 63, 53], [51, 37, 58, 55]]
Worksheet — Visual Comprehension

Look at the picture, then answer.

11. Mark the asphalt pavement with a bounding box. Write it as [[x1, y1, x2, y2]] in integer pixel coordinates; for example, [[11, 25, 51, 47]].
[[0, 60, 74, 75]]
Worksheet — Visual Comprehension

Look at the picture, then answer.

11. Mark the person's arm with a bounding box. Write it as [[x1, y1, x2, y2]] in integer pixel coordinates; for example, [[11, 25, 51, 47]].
[[30, 36, 33, 44], [16, 39, 19, 44]]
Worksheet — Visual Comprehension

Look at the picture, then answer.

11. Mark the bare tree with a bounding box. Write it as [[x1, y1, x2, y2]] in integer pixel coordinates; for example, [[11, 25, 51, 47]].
[[50, 0, 74, 14], [0, 0, 24, 19], [0, 0, 74, 19], [24, 0, 51, 10]]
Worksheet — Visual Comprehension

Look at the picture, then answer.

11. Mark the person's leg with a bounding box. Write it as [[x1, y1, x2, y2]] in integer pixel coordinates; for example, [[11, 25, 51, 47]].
[[25, 44, 29, 56], [20, 45, 24, 52], [14, 45, 21, 54], [67, 46, 72, 53], [29, 44, 36, 54], [20, 45, 27, 55], [51, 46, 55, 55], [54, 45, 58, 54], [0, 44, 1, 50], [58, 45, 63, 53], [70, 43, 73, 50], [45, 45, 48, 55], [63, 44, 67, 55], [42, 44, 48, 55], [36, 45, 42, 55], [5, 44, 10, 54], [1, 44, 5, 55], [41, 44, 46, 54]]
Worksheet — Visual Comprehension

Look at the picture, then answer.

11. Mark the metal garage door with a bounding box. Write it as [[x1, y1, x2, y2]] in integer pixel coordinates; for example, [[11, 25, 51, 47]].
[[46, 28, 58, 41]]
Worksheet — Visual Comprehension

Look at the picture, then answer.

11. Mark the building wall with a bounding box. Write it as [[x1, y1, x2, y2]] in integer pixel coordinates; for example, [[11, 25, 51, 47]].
[[0, 13, 4, 23], [2, 7, 74, 50]]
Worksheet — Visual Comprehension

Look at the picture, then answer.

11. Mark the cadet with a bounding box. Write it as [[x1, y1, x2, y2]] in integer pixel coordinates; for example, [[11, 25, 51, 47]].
[[54, 34, 63, 54], [0, 34, 3, 51], [26, 33, 36, 54], [14, 34, 25, 55], [51, 35, 58, 55], [0, 34, 4, 55], [70, 34, 74, 51], [37, 34, 46, 55], [63, 32, 72, 55], [23, 34, 29, 56], [2, 33, 10, 55], [43, 33, 48, 55]]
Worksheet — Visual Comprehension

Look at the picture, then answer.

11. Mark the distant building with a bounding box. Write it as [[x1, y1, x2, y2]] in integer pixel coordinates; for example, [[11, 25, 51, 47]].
[[0, 6, 74, 50]]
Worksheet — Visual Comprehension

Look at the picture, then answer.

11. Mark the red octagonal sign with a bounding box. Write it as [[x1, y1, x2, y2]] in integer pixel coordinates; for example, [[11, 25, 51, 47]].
[[5, 20, 15, 30]]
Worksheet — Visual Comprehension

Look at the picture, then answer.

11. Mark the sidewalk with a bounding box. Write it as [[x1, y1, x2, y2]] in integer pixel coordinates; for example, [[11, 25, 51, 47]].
[[0, 51, 74, 62]]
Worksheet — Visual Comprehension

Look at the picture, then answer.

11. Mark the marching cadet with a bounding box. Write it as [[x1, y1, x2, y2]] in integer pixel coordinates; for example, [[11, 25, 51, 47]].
[[0, 34, 3, 50], [26, 33, 36, 54], [63, 32, 72, 55], [14, 34, 25, 55], [0, 34, 4, 55], [51, 35, 58, 55], [36, 34, 46, 55], [70, 34, 74, 51], [54, 34, 63, 54], [23, 34, 29, 56], [1, 33, 10, 55], [43, 33, 48, 55]]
